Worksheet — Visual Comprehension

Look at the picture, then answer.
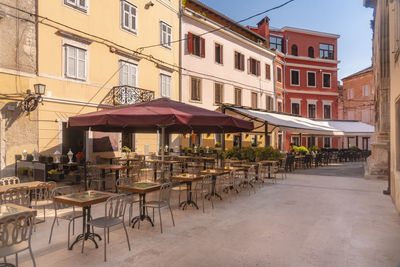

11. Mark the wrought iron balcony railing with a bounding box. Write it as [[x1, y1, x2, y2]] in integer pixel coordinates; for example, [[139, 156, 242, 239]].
[[103, 85, 155, 106]]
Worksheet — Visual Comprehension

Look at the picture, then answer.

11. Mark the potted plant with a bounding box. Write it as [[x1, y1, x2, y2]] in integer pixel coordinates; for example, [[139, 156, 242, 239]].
[[76, 152, 85, 164], [47, 168, 63, 181], [121, 146, 131, 158]]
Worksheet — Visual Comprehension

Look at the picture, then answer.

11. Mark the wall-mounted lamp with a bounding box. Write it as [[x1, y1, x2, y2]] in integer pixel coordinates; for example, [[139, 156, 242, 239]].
[[144, 1, 154, 9], [22, 84, 46, 113]]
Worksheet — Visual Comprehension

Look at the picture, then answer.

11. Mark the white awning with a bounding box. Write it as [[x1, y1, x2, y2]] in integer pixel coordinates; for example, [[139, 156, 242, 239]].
[[231, 107, 375, 136]]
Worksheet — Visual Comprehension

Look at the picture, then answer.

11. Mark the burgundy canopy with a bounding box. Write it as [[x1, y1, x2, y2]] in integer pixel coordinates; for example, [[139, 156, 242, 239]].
[[68, 98, 253, 133]]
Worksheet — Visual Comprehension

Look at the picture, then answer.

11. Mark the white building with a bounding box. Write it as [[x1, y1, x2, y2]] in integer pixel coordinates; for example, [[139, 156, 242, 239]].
[[180, 0, 275, 148]]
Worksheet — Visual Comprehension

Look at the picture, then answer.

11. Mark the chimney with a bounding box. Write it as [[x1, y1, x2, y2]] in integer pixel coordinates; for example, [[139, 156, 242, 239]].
[[257, 16, 270, 45]]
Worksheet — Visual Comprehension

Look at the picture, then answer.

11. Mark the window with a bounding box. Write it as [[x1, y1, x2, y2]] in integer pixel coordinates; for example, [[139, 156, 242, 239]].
[[307, 72, 316, 87], [323, 73, 331, 88], [190, 77, 201, 101], [277, 66, 282, 83], [323, 137, 331, 148], [215, 43, 223, 64], [347, 110, 355, 120], [348, 88, 354, 99], [265, 64, 271, 80], [308, 103, 316, 118], [291, 44, 298, 56], [269, 36, 283, 52], [65, 45, 87, 80], [234, 52, 245, 71], [277, 101, 282, 112], [323, 103, 331, 119], [160, 74, 171, 98], [291, 100, 300, 115], [290, 69, 300, 86], [121, 1, 137, 34], [119, 60, 138, 87], [291, 136, 300, 146], [251, 92, 258, 108], [188, 33, 205, 57], [64, 0, 87, 12], [319, 43, 334, 59], [308, 46, 314, 58], [362, 85, 370, 96], [248, 58, 260, 76], [214, 83, 223, 104], [307, 137, 316, 147], [362, 109, 370, 123], [160, 22, 172, 49], [234, 88, 242, 106], [266, 95, 273, 111]]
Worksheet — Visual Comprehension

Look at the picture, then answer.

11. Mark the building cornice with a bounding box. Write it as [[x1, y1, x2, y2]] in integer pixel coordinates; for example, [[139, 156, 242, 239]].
[[284, 89, 339, 96], [281, 26, 340, 39], [285, 62, 338, 71], [285, 54, 340, 64], [183, 9, 275, 58]]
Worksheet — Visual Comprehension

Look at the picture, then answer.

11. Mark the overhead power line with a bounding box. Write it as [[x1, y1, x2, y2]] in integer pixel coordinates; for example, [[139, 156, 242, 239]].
[[137, 0, 295, 50]]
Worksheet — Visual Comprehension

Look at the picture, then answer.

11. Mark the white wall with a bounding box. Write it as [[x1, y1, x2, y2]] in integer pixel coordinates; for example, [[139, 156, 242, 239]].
[[181, 10, 275, 111]]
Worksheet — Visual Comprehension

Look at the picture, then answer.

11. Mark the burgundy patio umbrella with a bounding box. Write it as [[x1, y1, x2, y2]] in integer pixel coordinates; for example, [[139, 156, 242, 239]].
[[68, 98, 253, 134], [68, 98, 253, 166]]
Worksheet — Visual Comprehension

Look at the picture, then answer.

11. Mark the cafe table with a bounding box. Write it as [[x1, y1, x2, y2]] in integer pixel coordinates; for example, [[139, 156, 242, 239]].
[[0, 203, 37, 219], [0, 181, 44, 195], [258, 160, 279, 178], [116, 182, 161, 228], [145, 160, 180, 180], [53, 190, 117, 251], [171, 173, 205, 210], [95, 164, 130, 191], [200, 169, 231, 200]]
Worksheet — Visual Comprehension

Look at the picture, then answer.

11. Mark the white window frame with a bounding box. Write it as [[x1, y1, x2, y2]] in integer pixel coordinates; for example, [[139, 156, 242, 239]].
[[323, 136, 332, 148], [160, 21, 172, 49], [63, 40, 88, 81], [119, 60, 138, 87], [348, 88, 354, 99], [291, 98, 301, 115], [121, 0, 137, 34], [290, 69, 300, 86], [362, 84, 370, 96], [64, 0, 88, 13], [306, 136, 317, 148], [323, 101, 332, 119], [307, 99, 317, 118], [291, 136, 300, 146], [307, 71, 316, 88], [160, 73, 171, 98], [322, 72, 331, 89], [276, 66, 282, 83]]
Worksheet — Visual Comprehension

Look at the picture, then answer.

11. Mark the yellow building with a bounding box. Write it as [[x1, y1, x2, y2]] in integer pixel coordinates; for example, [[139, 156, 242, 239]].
[[0, 0, 180, 176]]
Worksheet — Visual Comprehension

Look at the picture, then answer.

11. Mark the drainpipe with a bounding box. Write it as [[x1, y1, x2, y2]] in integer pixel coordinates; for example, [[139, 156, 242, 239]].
[[178, 3, 182, 102], [272, 57, 276, 111], [383, 141, 391, 195]]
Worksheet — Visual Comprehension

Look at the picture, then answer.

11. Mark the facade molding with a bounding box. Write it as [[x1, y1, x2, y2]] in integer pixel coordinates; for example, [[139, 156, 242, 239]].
[[284, 88, 339, 96], [286, 62, 338, 71], [0, 68, 36, 78], [285, 54, 340, 64], [43, 96, 112, 108]]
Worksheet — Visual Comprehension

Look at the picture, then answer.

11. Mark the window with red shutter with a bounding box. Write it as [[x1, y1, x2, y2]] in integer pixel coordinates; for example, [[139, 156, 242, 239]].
[[188, 32, 193, 54], [200, 38, 205, 58], [240, 54, 245, 71]]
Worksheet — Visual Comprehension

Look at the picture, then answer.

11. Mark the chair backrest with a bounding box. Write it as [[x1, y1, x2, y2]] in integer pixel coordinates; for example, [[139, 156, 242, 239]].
[[247, 166, 256, 179], [201, 174, 213, 192], [0, 211, 34, 251], [0, 176, 20, 186], [159, 183, 172, 203], [3, 186, 30, 207], [51, 186, 75, 210], [104, 194, 127, 219], [32, 181, 56, 204]]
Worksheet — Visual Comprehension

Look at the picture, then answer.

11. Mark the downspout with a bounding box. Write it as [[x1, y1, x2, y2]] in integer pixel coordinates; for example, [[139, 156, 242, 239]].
[[178, 2, 183, 102], [35, 0, 39, 76]]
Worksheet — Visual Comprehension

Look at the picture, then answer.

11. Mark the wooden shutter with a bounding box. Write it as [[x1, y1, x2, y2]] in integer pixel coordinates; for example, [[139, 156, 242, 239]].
[[257, 61, 261, 76], [241, 54, 244, 71], [248, 58, 251, 74], [200, 37, 205, 58], [220, 46, 223, 64], [188, 32, 193, 54], [234, 52, 238, 69]]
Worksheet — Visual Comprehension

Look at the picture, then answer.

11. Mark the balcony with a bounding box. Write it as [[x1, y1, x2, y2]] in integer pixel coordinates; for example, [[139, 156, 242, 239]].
[[102, 85, 155, 106]]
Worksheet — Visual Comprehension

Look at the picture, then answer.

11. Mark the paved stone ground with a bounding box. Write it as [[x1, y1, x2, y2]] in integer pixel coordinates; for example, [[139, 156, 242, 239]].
[[14, 162, 400, 267]]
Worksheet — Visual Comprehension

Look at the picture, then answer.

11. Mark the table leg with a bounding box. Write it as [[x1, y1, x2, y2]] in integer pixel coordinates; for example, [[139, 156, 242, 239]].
[[101, 169, 106, 191], [115, 170, 120, 193], [205, 175, 222, 200], [69, 206, 101, 251], [179, 181, 199, 210], [131, 193, 154, 228]]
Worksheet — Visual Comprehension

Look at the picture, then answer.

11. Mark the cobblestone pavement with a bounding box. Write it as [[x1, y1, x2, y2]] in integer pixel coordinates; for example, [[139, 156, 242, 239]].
[[16, 162, 400, 267]]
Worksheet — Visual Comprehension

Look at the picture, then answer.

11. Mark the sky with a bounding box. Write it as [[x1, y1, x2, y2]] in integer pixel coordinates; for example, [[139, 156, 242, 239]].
[[199, 0, 374, 82]]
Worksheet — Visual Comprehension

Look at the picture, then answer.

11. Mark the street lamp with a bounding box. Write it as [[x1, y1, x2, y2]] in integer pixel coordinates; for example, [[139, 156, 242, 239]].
[[22, 83, 46, 113]]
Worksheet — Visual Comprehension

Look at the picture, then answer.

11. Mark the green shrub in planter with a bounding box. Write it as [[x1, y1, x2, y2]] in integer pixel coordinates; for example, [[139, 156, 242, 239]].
[[350, 146, 360, 151], [310, 145, 321, 152]]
